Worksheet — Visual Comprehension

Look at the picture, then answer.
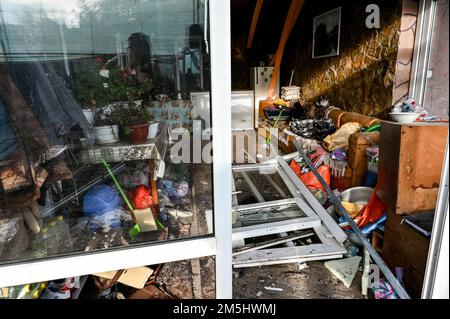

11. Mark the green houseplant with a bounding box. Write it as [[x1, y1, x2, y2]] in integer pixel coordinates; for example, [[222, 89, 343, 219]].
[[72, 60, 120, 144], [111, 102, 151, 144], [106, 68, 153, 144], [72, 65, 108, 126], [73, 59, 154, 144]]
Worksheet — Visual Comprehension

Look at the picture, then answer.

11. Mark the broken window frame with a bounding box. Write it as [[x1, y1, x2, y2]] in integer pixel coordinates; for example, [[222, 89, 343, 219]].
[[231, 154, 348, 269]]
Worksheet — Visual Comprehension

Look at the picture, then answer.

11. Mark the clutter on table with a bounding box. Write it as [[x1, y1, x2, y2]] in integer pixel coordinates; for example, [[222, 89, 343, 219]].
[[390, 97, 422, 123]]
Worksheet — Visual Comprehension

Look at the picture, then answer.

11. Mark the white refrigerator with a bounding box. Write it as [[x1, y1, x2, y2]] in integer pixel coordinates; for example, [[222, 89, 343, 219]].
[[250, 67, 280, 128]]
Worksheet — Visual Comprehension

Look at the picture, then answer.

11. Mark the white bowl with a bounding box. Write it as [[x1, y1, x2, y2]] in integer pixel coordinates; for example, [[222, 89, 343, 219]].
[[390, 112, 419, 123]]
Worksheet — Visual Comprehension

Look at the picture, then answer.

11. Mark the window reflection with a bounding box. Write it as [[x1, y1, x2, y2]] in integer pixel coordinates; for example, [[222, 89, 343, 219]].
[[0, 0, 212, 265]]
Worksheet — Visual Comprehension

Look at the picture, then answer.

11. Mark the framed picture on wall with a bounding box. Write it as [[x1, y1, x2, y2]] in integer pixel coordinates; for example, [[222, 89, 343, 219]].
[[312, 7, 341, 59]]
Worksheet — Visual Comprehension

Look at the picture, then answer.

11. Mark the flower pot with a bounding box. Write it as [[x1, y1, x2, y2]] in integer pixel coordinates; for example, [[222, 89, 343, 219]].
[[93, 125, 119, 145], [147, 122, 159, 139], [82, 108, 95, 126], [125, 123, 149, 144]]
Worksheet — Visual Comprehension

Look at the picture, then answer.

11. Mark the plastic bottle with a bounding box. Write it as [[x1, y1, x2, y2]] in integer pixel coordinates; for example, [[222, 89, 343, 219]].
[[50, 216, 73, 254], [31, 216, 73, 257]]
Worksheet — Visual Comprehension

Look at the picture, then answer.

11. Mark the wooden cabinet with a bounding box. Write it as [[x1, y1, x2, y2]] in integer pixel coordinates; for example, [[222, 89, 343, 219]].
[[377, 122, 448, 215], [378, 121, 447, 298], [382, 211, 430, 298]]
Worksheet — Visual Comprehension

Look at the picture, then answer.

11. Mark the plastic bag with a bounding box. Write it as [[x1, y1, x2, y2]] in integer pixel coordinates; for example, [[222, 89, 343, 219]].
[[83, 185, 123, 217], [118, 169, 149, 191], [132, 185, 153, 210], [355, 189, 387, 228], [290, 160, 302, 176], [0, 216, 29, 260], [290, 160, 331, 192], [300, 165, 331, 192], [158, 180, 190, 203], [0, 217, 20, 244], [373, 267, 404, 299], [323, 122, 361, 151], [89, 209, 125, 232]]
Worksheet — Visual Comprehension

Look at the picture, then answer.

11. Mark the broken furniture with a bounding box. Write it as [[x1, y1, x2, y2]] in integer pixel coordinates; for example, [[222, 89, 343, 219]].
[[378, 121, 449, 298], [230, 153, 347, 268]]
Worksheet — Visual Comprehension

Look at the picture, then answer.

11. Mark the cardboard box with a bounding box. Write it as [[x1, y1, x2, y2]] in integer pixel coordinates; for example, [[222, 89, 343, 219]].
[[94, 267, 153, 289]]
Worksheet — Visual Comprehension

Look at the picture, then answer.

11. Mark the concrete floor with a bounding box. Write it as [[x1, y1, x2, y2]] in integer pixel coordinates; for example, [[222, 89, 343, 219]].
[[233, 262, 364, 299]]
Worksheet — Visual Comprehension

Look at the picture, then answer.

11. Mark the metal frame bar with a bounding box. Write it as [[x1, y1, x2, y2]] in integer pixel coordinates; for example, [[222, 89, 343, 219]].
[[235, 198, 296, 211], [409, 0, 438, 107], [0, 237, 216, 288], [234, 254, 343, 268], [209, 0, 233, 299], [264, 174, 289, 198], [240, 171, 265, 202], [292, 140, 410, 299], [232, 225, 346, 267], [232, 198, 321, 241], [277, 166, 303, 197], [277, 156, 347, 243], [233, 231, 314, 256], [233, 164, 300, 202], [232, 163, 278, 172], [422, 137, 449, 299]]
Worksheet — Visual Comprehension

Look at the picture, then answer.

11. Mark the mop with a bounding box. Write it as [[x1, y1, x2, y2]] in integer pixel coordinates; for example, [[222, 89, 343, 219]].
[[101, 160, 164, 240]]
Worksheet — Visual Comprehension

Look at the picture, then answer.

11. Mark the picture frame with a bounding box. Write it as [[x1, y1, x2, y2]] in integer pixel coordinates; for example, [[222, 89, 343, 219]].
[[312, 7, 341, 59]]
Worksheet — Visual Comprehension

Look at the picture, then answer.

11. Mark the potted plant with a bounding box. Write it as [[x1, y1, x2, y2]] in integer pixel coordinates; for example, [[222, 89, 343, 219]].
[[75, 61, 153, 144], [105, 69, 153, 144], [111, 102, 151, 144], [72, 61, 108, 126], [92, 107, 120, 145]]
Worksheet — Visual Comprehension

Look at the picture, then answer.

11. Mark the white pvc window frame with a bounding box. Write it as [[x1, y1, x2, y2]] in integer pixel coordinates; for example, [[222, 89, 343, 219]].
[[422, 137, 449, 299], [0, 0, 233, 299], [409, 0, 438, 107], [232, 198, 322, 241], [409, 0, 449, 299]]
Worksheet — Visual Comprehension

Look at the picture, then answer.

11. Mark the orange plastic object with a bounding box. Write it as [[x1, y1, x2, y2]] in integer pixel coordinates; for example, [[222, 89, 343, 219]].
[[132, 185, 153, 210], [290, 160, 331, 192], [355, 188, 387, 228]]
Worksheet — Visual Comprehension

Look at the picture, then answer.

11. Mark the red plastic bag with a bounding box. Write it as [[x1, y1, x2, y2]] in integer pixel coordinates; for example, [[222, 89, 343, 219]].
[[300, 165, 331, 192], [355, 188, 387, 228], [132, 185, 153, 210], [290, 160, 302, 176], [290, 160, 330, 192]]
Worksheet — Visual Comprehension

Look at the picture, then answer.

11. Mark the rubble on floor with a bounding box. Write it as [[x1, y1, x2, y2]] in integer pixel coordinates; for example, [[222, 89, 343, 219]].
[[233, 262, 364, 299]]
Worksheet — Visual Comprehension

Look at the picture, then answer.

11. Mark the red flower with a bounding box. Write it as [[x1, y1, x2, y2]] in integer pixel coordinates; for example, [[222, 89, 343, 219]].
[[95, 56, 103, 63]]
